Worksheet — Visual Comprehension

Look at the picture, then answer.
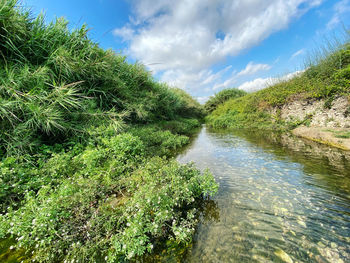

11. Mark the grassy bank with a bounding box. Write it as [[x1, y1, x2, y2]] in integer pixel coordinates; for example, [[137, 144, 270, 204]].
[[0, 1, 217, 262], [206, 38, 350, 130]]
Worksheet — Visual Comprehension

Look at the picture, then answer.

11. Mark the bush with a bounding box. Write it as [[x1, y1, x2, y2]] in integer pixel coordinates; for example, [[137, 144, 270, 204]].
[[204, 88, 247, 113], [128, 126, 189, 157], [0, 157, 217, 262]]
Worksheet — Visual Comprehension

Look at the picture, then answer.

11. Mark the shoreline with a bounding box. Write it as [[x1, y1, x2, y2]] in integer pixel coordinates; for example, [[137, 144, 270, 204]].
[[292, 126, 350, 151]]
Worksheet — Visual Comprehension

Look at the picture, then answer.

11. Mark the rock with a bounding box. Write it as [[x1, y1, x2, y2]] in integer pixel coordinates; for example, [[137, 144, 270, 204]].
[[317, 241, 326, 248], [297, 219, 306, 228], [274, 249, 293, 263]]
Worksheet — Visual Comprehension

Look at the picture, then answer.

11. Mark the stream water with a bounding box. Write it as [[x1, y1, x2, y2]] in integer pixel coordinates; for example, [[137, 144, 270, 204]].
[[167, 126, 350, 263], [1, 127, 350, 263]]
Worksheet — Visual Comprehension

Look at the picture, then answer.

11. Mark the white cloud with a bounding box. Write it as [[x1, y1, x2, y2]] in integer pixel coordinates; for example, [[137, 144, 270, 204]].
[[290, 48, 305, 59], [212, 75, 237, 91], [113, 0, 322, 95], [327, 0, 350, 30], [212, 61, 271, 90], [121, 0, 321, 72], [113, 25, 135, 41], [160, 65, 235, 94], [237, 62, 271, 77], [237, 70, 303, 92]]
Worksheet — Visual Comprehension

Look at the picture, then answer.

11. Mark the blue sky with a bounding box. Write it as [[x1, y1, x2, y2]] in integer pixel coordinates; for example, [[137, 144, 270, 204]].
[[24, 0, 350, 103]]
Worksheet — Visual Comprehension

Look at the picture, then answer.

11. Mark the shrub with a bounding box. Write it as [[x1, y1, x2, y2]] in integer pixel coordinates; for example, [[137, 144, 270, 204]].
[[204, 88, 247, 113], [0, 157, 217, 262]]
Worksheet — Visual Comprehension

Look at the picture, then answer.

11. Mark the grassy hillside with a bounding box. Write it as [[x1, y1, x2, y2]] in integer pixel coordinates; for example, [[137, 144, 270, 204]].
[[0, 1, 217, 262], [206, 39, 350, 130]]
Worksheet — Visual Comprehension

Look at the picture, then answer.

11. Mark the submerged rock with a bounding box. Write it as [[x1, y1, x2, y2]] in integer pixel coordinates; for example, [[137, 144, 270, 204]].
[[274, 249, 293, 263]]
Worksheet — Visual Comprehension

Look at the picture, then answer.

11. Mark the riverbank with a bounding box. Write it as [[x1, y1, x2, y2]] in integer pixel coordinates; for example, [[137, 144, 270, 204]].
[[205, 38, 350, 150], [0, 1, 218, 262], [293, 126, 350, 151]]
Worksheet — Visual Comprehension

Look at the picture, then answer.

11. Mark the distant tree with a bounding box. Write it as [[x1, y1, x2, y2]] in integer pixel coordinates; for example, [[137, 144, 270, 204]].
[[204, 88, 247, 113]]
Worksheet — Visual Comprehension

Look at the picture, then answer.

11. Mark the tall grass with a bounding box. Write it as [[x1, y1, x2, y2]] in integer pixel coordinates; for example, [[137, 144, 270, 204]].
[[0, 0, 203, 156], [0, 2, 217, 262]]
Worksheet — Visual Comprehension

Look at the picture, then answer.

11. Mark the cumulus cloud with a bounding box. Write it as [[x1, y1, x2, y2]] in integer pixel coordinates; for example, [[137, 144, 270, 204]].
[[237, 70, 303, 92], [212, 61, 271, 90], [113, 0, 322, 96], [237, 62, 271, 77], [113, 25, 135, 41]]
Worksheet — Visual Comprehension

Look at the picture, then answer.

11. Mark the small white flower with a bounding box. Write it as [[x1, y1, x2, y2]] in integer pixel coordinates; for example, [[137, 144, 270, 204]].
[[9, 246, 14, 250], [105, 256, 108, 260]]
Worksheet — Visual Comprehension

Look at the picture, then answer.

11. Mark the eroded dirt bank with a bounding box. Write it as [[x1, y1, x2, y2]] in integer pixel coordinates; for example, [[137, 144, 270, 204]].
[[270, 96, 350, 150]]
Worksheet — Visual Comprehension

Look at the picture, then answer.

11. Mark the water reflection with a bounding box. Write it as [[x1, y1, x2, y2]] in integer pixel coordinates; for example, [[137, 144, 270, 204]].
[[175, 126, 350, 263]]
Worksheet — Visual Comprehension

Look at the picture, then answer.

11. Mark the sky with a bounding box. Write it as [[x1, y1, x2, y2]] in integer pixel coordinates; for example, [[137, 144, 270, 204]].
[[24, 0, 350, 103]]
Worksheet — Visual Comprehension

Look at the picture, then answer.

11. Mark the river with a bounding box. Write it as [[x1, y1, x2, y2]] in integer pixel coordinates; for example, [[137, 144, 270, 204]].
[[168, 126, 350, 263]]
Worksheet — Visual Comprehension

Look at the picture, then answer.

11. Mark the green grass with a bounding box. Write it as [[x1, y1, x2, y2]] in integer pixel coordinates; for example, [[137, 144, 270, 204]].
[[0, 0, 204, 157], [335, 132, 350, 139], [0, 1, 217, 262], [323, 129, 350, 139], [206, 37, 350, 130], [204, 88, 247, 113]]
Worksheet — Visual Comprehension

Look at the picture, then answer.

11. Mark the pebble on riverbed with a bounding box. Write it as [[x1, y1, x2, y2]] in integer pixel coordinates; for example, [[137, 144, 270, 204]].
[[274, 249, 293, 263]]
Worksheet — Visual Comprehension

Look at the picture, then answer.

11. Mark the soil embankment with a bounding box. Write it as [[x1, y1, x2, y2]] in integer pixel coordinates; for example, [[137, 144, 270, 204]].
[[273, 95, 350, 150], [292, 126, 350, 151]]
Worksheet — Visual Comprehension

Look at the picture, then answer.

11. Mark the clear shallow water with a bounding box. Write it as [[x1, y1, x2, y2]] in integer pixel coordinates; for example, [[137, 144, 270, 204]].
[[2, 127, 350, 263], [171, 127, 350, 263]]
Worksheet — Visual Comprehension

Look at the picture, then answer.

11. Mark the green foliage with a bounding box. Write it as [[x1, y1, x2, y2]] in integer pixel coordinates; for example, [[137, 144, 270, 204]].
[[0, 0, 203, 156], [156, 118, 201, 135], [172, 88, 205, 118], [128, 126, 189, 157], [0, 154, 217, 262], [207, 39, 350, 130], [204, 88, 247, 113], [0, 2, 217, 262]]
